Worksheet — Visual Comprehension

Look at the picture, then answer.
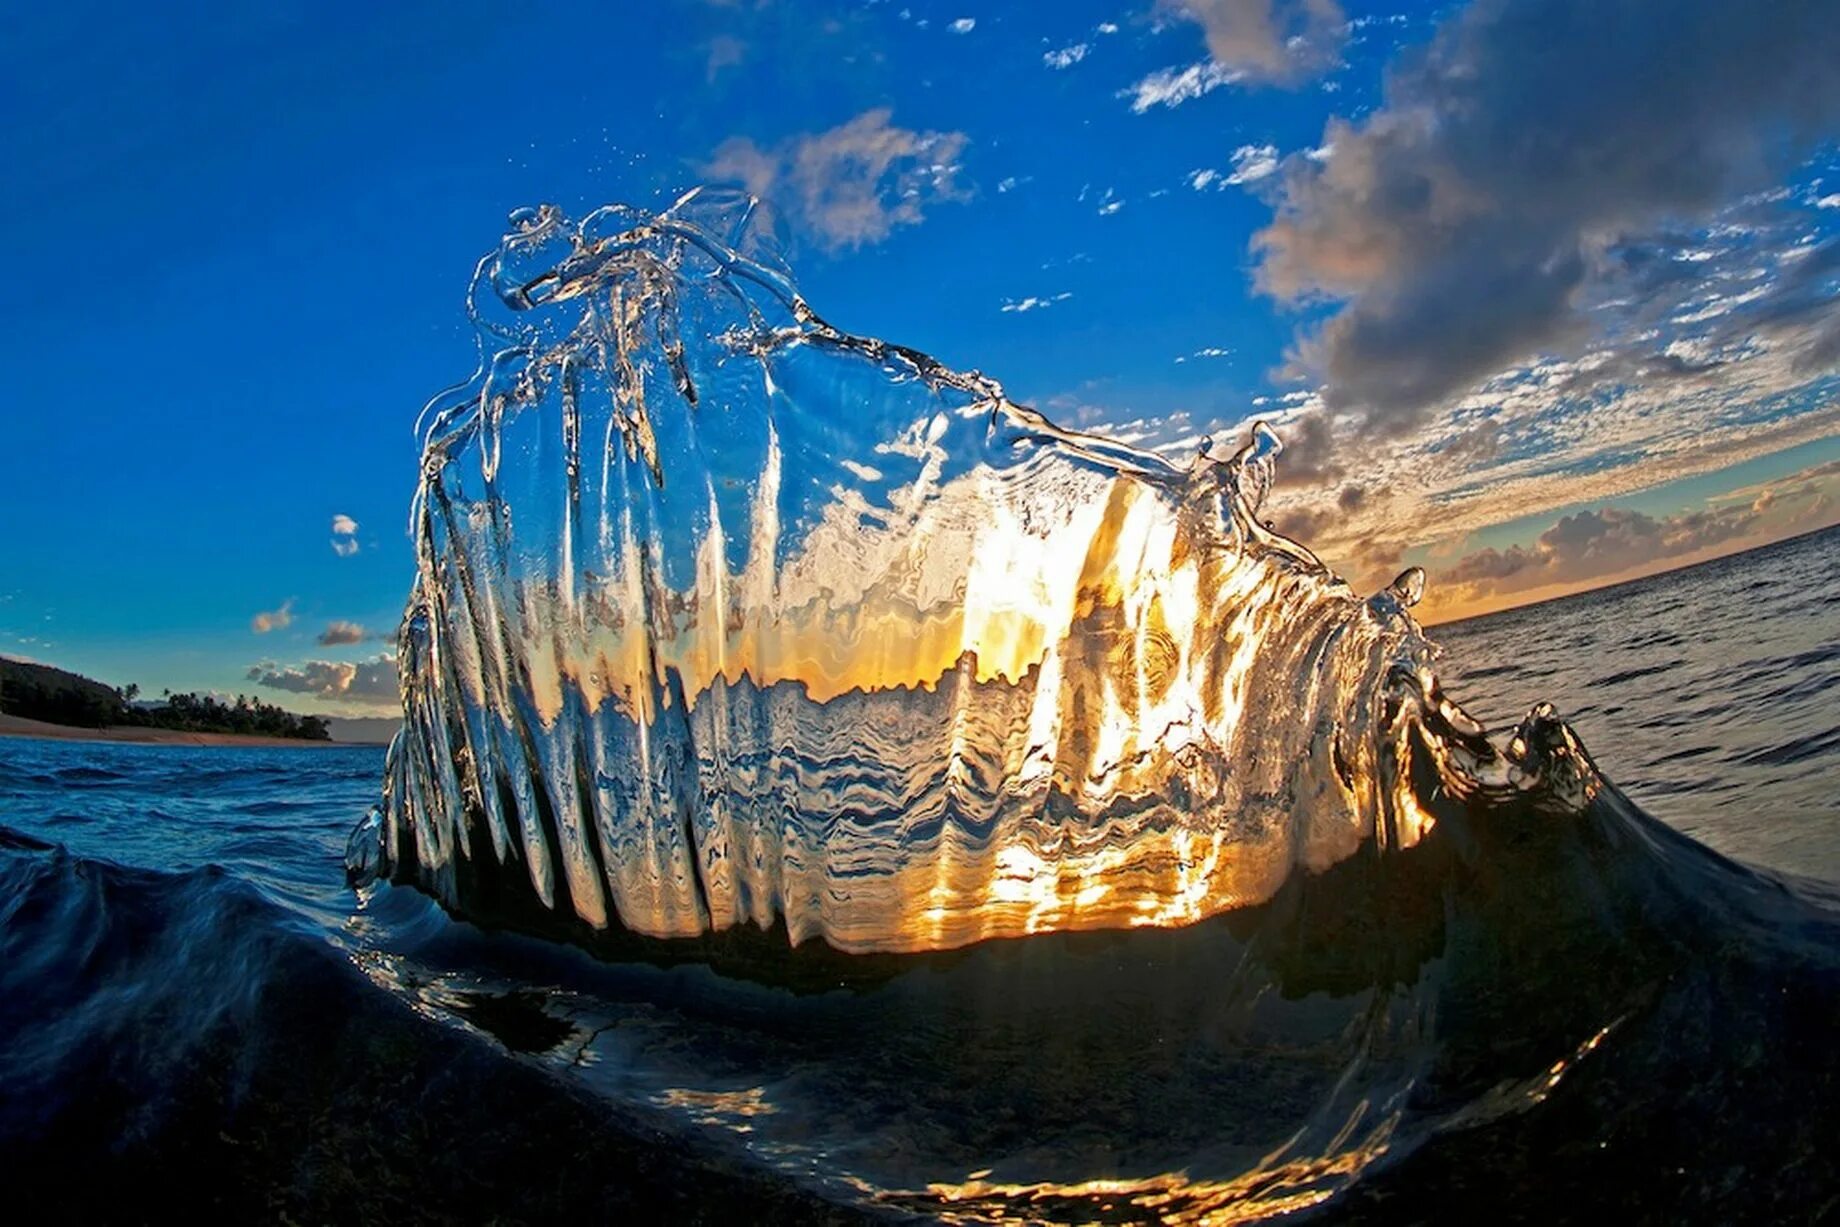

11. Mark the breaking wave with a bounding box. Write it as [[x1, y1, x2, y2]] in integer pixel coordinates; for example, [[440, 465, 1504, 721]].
[[326, 190, 1840, 1221], [351, 189, 1497, 955]]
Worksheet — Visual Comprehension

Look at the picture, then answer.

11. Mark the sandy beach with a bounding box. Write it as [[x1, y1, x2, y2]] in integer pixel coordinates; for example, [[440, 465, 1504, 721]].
[[0, 714, 354, 749]]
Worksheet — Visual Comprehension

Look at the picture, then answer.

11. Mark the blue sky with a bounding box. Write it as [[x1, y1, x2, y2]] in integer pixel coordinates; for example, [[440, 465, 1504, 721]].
[[3, 0, 1837, 713]]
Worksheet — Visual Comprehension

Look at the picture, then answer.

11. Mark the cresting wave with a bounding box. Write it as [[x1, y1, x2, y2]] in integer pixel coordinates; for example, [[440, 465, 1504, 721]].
[[347, 188, 1518, 955]]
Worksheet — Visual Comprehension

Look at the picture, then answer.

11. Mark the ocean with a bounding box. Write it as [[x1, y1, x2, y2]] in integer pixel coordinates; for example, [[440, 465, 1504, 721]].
[[3, 525, 1837, 1224]]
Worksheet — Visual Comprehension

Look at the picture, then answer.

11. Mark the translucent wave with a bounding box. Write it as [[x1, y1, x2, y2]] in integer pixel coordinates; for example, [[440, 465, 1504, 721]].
[[352, 189, 1482, 955]]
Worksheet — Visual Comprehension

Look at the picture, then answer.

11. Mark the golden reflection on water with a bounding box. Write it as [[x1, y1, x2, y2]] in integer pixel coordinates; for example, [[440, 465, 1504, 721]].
[[884, 1113, 1400, 1226]]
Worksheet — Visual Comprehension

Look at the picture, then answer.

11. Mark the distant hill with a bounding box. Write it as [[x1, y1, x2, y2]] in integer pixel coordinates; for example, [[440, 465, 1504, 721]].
[[0, 658, 135, 727], [0, 656, 330, 741]]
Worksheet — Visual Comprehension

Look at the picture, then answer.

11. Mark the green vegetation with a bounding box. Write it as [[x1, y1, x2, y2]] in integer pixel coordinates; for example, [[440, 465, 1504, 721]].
[[0, 658, 330, 741]]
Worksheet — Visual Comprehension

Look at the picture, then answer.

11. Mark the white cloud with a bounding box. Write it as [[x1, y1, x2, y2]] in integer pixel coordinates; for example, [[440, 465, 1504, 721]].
[[1097, 22, 1120, 35], [949, 17, 975, 34], [1815, 194, 1840, 209], [1188, 168, 1221, 191], [1044, 43, 1089, 69], [331, 513, 359, 557], [1225, 142, 1279, 184], [1122, 60, 1244, 112], [1000, 292, 1074, 313]]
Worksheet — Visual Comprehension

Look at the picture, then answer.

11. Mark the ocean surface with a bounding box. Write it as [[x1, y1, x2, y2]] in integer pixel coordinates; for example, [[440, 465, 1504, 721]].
[[2, 525, 1837, 1223]]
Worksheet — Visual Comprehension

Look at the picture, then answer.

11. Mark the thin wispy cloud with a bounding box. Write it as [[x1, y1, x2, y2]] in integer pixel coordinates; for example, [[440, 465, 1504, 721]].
[[1225, 143, 1279, 185], [703, 109, 969, 251], [704, 34, 746, 82], [251, 599, 294, 634], [1001, 292, 1074, 314], [1044, 43, 1089, 70], [1122, 60, 1243, 112]]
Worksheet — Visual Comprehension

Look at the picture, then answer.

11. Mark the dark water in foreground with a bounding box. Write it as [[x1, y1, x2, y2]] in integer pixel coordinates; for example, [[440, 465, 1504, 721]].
[[2, 528, 1838, 1224]]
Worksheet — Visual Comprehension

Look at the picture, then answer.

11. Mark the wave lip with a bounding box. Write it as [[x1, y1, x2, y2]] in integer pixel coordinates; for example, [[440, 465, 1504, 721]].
[[358, 189, 1469, 955]]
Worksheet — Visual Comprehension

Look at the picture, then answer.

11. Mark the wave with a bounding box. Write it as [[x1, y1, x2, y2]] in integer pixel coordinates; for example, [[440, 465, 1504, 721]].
[[349, 189, 1508, 956], [329, 191, 1840, 1220], [0, 827, 845, 1222]]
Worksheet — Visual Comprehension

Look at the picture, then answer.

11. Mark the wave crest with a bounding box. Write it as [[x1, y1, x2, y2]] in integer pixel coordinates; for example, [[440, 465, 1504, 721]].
[[358, 189, 1486, 955]]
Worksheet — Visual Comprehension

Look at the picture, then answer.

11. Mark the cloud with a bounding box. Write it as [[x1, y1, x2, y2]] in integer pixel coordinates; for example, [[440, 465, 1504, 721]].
[[331, 513, 359, 557], [1122, 60, 1244, 112], [948, 17, 975, 34], [331, 514, 358, 535], [250, 655, 399, 704], [1001, 292, 1073, 314], [1044, 43, 1089, 70], [702, 109, 969, 251], [317, 620, 366, 646], [1252, 0, 1840, 433], [251, 599, 294, 634], [1225, 143, 1279, 186], [1157, 0, 1346, 85], [1439, 504, 1767, 599], [704, 34, 746, 82]]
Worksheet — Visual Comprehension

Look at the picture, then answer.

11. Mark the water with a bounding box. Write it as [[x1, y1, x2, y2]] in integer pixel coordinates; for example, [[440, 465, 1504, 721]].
[[4, 191, 1839, 1222], [371, 191, 1434, 956], [5, 540, 1838, 1220], [1436, 525, 1840, 881]]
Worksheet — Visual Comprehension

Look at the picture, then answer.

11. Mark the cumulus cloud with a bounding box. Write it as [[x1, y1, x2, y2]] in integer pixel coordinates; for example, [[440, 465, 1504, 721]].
[[1044, 43, 1089, 70], [250, 655, 399, 704], [331, 514, 359, 557], [1439, 504, 1767, 600], [948, 17, 975, 34], [317, 620, 366, 646], [1157, 0, 1346, 85], [251, 599, 294, 634], [703, 109, 969, 251], [1253, 0, 1840, 432]]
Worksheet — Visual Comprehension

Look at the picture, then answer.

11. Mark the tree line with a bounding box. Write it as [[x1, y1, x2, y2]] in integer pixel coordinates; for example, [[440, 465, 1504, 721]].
[[0, 658, 330, 741]]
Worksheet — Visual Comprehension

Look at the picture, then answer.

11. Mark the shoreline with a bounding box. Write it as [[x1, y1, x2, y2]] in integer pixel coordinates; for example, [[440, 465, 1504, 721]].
[[0, 713, 376, 749]]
